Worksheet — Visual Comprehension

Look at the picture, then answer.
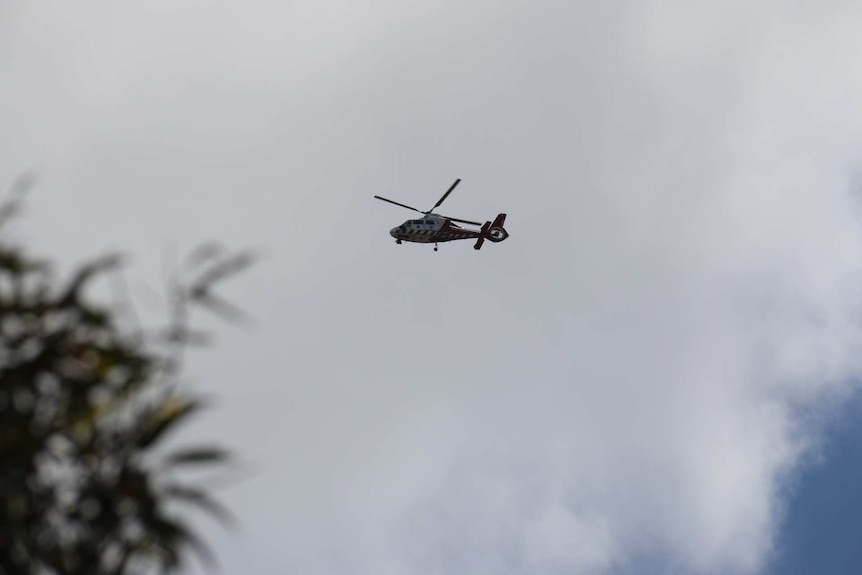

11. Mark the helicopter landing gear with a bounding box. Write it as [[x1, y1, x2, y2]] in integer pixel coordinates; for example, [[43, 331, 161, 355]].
[[433, 243, 439, 252], [395, 239, 402, 245]]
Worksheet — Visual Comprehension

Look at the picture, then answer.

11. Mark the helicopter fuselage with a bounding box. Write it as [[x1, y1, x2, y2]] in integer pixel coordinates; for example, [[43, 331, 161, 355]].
[[389, 215, 480, 244]]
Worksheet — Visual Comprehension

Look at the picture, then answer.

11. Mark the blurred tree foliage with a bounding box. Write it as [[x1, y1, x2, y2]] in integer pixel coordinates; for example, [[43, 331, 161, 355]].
[[0, 176, 253, 574]]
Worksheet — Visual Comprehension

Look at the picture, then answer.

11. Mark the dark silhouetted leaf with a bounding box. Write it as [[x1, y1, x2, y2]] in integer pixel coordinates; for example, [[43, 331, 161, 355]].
[[147, 517, 218, 572], [136, 398, 203, 450], [164, 485, 236, 527], [164, 447, 229, 466], [58, 253, 124, 307], [189, 250, 255, 298]]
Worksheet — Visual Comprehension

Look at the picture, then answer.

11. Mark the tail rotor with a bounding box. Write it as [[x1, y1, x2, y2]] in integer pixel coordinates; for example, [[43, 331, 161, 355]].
[[473, 213, 509, 250]]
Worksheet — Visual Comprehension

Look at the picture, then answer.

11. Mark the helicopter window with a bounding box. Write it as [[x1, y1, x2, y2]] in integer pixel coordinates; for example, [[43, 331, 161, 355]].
[[425, 220, 434, 225]]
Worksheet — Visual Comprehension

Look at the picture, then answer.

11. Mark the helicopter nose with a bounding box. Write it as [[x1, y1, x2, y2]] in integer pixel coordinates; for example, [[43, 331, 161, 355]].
[[390, 227, 400, 238]]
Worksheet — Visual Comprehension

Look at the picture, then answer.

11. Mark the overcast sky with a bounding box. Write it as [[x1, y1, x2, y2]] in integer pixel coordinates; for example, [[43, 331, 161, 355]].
[[4, 1, 862, 574]]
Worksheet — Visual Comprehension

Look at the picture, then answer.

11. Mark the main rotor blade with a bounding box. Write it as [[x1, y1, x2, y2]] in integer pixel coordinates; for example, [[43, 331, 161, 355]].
[[428, 179, 461, 213], [374, 195, 424, 214], [445, 215, 484, 227]]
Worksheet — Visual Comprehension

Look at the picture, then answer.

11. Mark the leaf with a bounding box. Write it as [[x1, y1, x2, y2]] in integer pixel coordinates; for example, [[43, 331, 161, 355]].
[[148, 516, 218, 572], [136, 398, 202, 450], [158, 326, 213, 347], [0, 171, 36, 231], [164, 485, 236, 527], [183, 242, 226, 271], [0, 246, 43, 274], [57, 253, 124, 307], [164, 447, 229, 466], [193, 292, 249, 324], [189, 250, 256, 296]]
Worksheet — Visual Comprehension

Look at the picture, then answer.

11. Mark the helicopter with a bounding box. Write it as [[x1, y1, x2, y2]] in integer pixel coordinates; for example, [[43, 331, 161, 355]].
[[374, 179, 509, 251]]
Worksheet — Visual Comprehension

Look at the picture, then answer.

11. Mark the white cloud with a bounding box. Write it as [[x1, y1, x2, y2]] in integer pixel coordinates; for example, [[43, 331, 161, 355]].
[[4, 1, 862, 574]]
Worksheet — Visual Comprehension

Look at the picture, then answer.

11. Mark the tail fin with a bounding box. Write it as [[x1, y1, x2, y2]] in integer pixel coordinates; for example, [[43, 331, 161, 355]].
[[473, 221, 491, 250], [474, 214, 509, 250]]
